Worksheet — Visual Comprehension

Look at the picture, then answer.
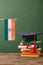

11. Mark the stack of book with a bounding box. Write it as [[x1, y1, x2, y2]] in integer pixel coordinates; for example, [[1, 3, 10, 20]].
[[18, 32, 43, 57]]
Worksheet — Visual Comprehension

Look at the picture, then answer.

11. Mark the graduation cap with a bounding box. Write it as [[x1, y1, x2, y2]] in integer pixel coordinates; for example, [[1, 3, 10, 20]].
[[18, 32, 43, 53], [18, 32, 43, 41]]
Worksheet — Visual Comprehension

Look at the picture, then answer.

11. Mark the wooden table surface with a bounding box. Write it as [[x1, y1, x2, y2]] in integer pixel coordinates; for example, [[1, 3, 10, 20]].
[[0, 53, 43, 65]]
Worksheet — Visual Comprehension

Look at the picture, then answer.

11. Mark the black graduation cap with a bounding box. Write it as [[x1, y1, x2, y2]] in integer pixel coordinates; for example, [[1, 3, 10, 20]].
[[18, 32, 43, 42]]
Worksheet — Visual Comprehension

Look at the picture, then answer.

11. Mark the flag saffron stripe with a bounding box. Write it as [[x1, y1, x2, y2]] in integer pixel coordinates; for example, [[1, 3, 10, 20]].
[[12, 19, 15, 40]]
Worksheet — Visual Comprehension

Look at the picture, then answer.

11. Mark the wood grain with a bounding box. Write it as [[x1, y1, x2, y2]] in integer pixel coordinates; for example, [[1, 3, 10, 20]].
[[0, 53, 43, 65]]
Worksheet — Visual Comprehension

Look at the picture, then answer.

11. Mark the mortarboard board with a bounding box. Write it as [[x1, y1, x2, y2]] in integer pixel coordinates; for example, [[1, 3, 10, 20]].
[[18, 32, 43, 36]]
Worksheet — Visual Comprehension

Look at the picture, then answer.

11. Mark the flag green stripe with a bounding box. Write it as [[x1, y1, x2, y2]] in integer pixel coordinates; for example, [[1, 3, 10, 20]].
[[4, 19, 8, 40]]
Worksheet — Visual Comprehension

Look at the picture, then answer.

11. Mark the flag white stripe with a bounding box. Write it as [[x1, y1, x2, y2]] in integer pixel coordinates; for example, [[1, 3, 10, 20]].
[[8, 19, 12, 40]]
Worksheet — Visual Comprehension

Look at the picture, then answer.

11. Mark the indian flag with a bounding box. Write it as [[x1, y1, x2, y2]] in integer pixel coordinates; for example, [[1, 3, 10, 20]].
[[4, 19, 16, 40]]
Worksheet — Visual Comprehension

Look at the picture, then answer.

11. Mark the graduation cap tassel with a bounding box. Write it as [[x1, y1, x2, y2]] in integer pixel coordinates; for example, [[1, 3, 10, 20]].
[[34, 35, 37, 53]]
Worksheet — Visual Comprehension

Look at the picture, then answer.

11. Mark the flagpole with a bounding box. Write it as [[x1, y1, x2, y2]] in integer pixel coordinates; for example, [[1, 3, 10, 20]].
[[0, 19, 4, 20], [0, 18, 17, 20]]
